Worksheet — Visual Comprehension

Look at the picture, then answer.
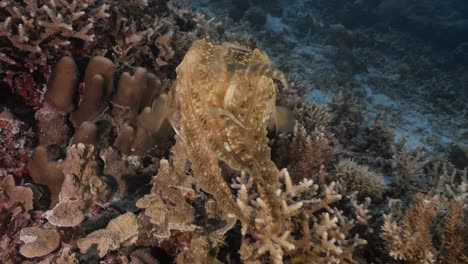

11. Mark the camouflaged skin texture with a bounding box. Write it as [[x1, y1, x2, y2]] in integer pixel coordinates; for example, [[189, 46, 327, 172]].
[[174, 39, 288, 223]]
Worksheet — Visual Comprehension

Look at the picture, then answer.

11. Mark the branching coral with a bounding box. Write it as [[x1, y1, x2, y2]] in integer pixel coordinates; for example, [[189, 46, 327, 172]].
[[382, 169, 467, 263], [273, 123, 333, 184], [233, 169, 368, 263], [335, 159, 386, 197], [0, 0, 202, 113], [382, 194, 438, 263], [392, 147, 430, 188], [0, 0, 110, 54]]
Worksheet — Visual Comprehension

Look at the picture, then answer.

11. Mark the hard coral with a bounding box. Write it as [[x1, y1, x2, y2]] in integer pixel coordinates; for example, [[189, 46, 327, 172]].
[[233, 169, 367, 263], [28, 146, 65, 208], [0, 175, 34, 219], [77, 212, 139, 258], [136, 138, 197, 240], [44, 144, 110, 227], [19, 226, 60, 258], [273, 123, 333, 184], [382, 170, 467, 264], [335, 159, 386, 197]]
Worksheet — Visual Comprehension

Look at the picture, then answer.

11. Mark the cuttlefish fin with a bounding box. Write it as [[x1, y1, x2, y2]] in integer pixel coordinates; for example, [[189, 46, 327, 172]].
[[267, 106, 295, 135]]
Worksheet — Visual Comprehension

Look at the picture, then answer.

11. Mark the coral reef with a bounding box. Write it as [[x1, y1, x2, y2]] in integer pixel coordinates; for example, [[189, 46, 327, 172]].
[[382, 171, 467, 263], [1, 1, 467, 263]]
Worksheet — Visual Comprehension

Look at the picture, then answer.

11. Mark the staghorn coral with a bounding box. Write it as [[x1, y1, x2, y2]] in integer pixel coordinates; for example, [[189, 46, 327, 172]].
[[232, 169, 368, 263], [334, 159, 386, 197], [76, 212, 139, 258], [382, 168, 467, 264], [392, 147, 430, 188], [272, 123, 333, 184], [382, 194, 439, 263]]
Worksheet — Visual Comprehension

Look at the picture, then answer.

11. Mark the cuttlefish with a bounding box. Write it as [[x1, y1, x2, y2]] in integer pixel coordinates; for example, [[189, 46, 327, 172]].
[[140, 39, 291, 228]]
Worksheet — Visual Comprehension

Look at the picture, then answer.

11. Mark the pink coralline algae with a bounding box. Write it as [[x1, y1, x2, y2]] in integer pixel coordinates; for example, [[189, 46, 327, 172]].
[[0, 112, 35, 177]]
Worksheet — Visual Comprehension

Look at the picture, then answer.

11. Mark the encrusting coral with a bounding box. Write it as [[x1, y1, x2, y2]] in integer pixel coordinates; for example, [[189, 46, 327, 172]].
[[19, 226, 61, 258], [77, 212, 139, 258], [0, 175, 34, 220], [136, 137, 198, 240], [44, 144, 111, 227]]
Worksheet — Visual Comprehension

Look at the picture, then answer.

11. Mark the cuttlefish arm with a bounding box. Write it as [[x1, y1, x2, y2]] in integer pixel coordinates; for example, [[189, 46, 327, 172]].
[[138, 93, 185, 141]]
